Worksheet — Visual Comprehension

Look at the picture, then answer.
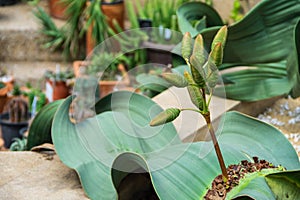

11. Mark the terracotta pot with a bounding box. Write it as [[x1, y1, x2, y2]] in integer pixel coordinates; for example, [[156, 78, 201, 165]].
[[0, 82, 13, 113], [86, 0, 124, 55], [49, 0, 68, 20], [102, 0, 124, 30], [0, 95, 8, 113], [46, 79, 70, 101]]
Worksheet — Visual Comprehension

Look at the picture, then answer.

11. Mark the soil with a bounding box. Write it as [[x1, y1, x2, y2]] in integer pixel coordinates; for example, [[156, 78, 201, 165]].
[[204, 157, 277, 200]]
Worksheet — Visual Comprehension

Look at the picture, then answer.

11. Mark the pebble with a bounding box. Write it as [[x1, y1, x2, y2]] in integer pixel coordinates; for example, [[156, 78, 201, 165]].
[[284, 133, 300, 155], [257, 114, 285, 126], [257, 99, 300, 157], [295, 107, 300, 114], [281, 102, 290, 111]]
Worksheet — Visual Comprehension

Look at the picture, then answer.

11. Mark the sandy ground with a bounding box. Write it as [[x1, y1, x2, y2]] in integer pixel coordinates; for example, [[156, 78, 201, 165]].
[[257, 96, 300, 158]]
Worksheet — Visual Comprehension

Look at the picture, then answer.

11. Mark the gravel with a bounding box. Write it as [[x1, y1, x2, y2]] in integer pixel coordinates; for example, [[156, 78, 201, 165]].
[[256, 96, 300, 157]]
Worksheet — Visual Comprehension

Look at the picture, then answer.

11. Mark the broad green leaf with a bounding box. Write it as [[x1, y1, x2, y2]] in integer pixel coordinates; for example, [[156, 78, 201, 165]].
[[194, 16, 207, 32], [178, 0, 300, 101], [27, 100, 63, 150], [176, 1, 223, 37], [265, 170, 300, 199], [227, 169, 300, 199], [52, 93, 180, 199], [136, 73, 172, 93], [214, 65, 291, 101], [227, 169, 282, 200], [52, 93, 300, 199]]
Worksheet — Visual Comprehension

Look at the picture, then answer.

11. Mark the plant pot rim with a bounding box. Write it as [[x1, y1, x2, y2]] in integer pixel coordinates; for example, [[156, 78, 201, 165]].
[[101, 0, 124, 6], [0, 112, 30, 126]]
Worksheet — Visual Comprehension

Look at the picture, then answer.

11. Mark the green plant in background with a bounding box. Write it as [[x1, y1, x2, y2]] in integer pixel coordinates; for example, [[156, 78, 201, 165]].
[[26, 0, 40, 6], [204, 0, 213, 6], [10, 137, 27, 151], [88, 52, 131, 80], [128, 0, 191, 44], [150, 26, 229, 181], [81, 0, 109, 47], [44, 68, 74, 82], [230, 0, 244, 23], [24, 88, 47, 115], [33, 0, 110, 60], [33, 7, 70, 57]]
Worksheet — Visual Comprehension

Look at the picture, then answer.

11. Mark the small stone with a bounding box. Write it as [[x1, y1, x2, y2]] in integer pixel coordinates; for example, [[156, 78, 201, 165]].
[[284, 134, 290, 139], [266, 108, 272, 113], [283, 102, 290, 111], [288, 111, 294, 117], [288, 118, 297, 125], [295, 107, 300, 114]]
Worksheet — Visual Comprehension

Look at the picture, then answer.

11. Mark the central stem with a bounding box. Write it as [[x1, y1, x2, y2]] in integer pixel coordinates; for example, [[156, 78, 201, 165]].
[[204, 113, 228, 182]]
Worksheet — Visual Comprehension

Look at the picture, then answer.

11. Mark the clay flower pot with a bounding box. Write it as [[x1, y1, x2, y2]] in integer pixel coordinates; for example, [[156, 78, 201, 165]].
[[0, 81, 13, 113], [46, 79, 70, 101], [49, 0, 68, 20], [86, 0, 125, 55], [101, 0, 125, 30]]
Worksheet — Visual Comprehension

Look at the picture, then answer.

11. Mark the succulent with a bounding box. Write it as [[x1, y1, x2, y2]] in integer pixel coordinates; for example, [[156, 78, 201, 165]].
[[10, 137, 27, 151], [44, 69, 74, 82], [7, 97, 29, 123]]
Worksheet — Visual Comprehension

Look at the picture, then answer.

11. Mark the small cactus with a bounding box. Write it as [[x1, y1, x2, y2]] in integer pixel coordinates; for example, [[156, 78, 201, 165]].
[[7, 97, 29, 123]]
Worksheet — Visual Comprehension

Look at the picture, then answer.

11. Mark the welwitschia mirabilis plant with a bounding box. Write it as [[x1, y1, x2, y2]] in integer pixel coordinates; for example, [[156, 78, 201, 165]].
[[150, 26, 229, 181]]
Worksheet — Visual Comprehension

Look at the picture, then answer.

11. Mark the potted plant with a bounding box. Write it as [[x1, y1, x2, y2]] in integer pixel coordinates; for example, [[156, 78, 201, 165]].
[[85, 0, 125, 55], [48, 0, 68, 20], [9, 126, 28, 151], [126, 0, 187, 65], [34, 0, 125, 60], [73, 52, 131, 98], [0, 85, 30, 148], [44, 66, 73, 102], [24, 87, 47, 116]]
